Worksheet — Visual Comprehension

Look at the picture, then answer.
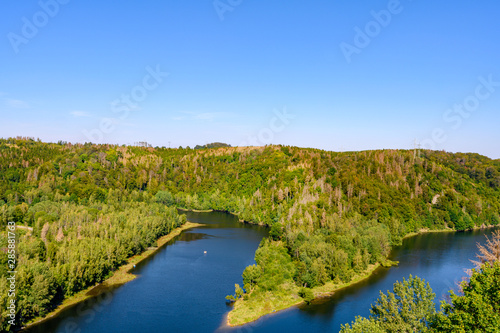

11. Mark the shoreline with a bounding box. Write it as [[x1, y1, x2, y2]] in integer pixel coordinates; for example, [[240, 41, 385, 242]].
[[403, 223, 498, 241], [226, 263, 382, 327], [402, 227, 455, 240], [226, 223, 500, 327], [177, 207, 268, 226], [22, 221, 204, 331], [177, 207, 214, 213]]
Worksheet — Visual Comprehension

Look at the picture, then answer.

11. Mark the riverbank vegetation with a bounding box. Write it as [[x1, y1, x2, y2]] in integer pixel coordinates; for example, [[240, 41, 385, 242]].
[[21, 221, 202, 330], [341, 231, 500, 332], [0, 200, 187, 331], [0, 137, 499, 331]]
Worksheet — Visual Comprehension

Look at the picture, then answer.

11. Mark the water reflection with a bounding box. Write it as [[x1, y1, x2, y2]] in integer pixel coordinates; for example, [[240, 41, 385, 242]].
[[23, 211, 498, 333], [24, 211, 268, 333], [226, 228, 498, 333]]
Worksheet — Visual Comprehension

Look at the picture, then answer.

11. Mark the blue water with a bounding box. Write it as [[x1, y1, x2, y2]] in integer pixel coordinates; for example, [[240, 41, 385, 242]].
[[24, 211, 497, 333], [229, 229, 494, 333]]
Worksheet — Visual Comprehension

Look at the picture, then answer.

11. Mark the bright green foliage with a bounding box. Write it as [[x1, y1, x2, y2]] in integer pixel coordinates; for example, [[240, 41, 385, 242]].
[[342, 276, 436, 333], [226, 284, 244, 302], [16, 261, 55, 323], [0, 197, 185, 330], [371, 275, 436, 332], [253, 240, 296, 291], [340, 316, 384, 333], [0, 138, 499, 330], [242, 264, 261, 291], [431, 263, 500, 332], [343, 232, 500, 333]]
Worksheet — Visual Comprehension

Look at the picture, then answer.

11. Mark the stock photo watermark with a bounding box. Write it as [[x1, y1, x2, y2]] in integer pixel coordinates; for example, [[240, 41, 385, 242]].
[[340, 0, 414, 64], [6, 222, 17, 327], [213, 0, 243, 21], [238, 107, 295, 146], [7, 0, 71, 54], [420, 74, 499, 150], [82, 64, 168, 143]]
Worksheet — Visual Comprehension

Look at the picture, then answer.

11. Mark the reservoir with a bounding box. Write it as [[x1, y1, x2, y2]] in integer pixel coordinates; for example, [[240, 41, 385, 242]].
[[24, 211, 497, 333]]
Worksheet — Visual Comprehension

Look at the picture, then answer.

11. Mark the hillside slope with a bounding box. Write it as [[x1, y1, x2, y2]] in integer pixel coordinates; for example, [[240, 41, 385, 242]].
[[0, 138, 499, 330]]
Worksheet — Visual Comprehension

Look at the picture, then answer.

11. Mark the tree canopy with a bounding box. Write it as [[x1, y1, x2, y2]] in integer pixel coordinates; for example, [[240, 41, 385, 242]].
[[0, 137, 499, 331], [341, 276, 436, 333], [431, 262, 500, 332]]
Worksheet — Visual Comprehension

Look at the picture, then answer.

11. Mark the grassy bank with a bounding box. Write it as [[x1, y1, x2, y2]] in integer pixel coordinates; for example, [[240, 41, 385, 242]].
[[23, 221, 204, 330], [403, 224, 498, 241], [402, 227, 454, 240], [177, 207, 214, 213], [227, 263, 381, 327]]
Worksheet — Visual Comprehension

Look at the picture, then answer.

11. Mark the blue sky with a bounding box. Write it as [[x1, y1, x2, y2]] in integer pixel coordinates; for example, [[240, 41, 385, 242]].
[[1, 0, 499, 158]]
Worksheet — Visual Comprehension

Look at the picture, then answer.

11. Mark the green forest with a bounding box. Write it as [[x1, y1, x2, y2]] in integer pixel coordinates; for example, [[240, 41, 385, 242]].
[[0, 137, 499, 332], [341, 230, 500, 332]]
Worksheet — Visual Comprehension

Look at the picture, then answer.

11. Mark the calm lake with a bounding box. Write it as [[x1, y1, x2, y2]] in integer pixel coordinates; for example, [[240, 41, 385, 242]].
[[24, 211, 497, 333]]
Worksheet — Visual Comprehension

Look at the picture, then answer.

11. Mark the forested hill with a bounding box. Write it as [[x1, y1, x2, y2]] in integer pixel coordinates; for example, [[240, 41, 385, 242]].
[[194, 142, 231, 149], [0, 137, 499, 330]]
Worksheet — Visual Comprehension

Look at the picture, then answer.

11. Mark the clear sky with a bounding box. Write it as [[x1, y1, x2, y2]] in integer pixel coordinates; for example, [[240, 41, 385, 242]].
[[1, 1, 499, 158]]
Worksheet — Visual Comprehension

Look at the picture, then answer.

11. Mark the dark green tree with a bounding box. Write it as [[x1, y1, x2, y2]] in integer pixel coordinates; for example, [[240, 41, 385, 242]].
[[298, 287, 314, 304], [431, 263, 500, 332]]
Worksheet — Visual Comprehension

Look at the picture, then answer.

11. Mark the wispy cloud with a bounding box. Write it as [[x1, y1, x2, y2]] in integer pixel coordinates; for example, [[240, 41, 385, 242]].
[[193, 112, 221, 121], [6, 98, 29, 109], [70, 110, 91, 117]]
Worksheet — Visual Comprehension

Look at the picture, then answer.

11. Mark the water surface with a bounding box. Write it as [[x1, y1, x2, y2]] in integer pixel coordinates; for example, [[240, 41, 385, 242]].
[[25, 212, 497, 333], [24, 211, 268, 333], [228, 228, 497, 333]]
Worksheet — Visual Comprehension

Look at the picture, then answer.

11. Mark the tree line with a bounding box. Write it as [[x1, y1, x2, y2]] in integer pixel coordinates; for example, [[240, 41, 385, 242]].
[[341, 230, 500, 332], [0, 137, 499, 331]]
